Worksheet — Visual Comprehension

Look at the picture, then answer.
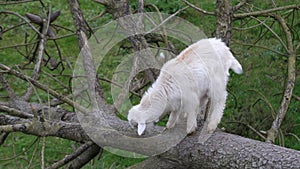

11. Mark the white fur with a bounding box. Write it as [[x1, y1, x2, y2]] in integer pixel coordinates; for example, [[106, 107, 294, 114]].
[[128, 38, 242, 135]]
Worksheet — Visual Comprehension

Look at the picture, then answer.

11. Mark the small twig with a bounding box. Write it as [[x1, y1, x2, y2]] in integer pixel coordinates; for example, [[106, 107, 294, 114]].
[[286, 133, 300, 142], [145, 6, 189, 35], [0, 41, 39, 50], [227, 121, 267, 140], [293, 94, 300, 101], [250, 16, 288, 52], [0, 11, 42, 36], [234, 4, 300, 18], [90, 9, 108, 21], [0, 132, 9, 146], [92, 0, 108, 6], [0, 75, 16, 99], [295, 41, 300, 51], [0, 0, 37, 5], [232, 40, 287, 56], [233, 17, 269, 31], [278, 129, 285, 146], [232, 0, 248, 12], [182, 0, 215, 16], [41, 137, 46, 169], [26, 136, 40, 169], [0, 137, 39, 161], [248, 89, 277, 119], [41, 70, 69, 89], [46, 141, 94, 169], [99, 77, 141, 97]]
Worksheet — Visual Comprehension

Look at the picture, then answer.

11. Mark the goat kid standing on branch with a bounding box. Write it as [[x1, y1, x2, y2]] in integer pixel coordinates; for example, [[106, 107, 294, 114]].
[[128, 38, 243, 137]]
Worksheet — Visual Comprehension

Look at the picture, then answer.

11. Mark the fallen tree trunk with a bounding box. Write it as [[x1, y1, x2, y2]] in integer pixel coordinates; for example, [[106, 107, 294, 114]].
[[130, 130, 300, 169]]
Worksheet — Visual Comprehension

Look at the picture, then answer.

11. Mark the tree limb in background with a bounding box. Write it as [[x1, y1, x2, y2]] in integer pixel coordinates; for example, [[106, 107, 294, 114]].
[[266, 14, 297, 143]]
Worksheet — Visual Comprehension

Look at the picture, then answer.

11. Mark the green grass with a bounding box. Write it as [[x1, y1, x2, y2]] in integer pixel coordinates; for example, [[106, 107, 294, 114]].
[[0, 0, 299, 168]]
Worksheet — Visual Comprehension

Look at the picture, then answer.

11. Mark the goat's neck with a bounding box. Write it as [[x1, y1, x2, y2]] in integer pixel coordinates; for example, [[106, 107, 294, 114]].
[[144, 90, 169, 113]]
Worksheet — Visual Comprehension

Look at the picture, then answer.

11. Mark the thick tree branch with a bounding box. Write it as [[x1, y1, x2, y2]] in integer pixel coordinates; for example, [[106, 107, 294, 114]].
[[0, 113, 89, 142], [130, 131, 300, 169]]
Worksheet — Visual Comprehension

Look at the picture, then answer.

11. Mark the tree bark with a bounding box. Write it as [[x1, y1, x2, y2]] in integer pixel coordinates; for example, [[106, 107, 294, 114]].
[[130, 130, 300, 169], [215, 0, 232, 45]]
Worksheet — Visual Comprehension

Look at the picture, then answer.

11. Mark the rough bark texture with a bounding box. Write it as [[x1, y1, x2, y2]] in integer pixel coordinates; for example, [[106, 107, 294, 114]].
[[215, 0, 232, 45], [130, 131, 300, 169]]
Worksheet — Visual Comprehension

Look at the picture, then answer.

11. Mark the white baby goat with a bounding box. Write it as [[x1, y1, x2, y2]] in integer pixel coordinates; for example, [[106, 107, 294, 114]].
[[128, 38, 243, 135]]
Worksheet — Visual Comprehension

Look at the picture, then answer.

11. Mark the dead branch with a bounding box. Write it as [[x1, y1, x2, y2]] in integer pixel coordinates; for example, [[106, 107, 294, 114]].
[[0, 63, 87, 113], [0, 105, 33, 118], [183, 0, 215, 16], [234, 4, 300, 18], [0, 11, 41, 36], [0, 0, 37, 5], [46, 141, 94, 169], [266, 14, 297, 143]]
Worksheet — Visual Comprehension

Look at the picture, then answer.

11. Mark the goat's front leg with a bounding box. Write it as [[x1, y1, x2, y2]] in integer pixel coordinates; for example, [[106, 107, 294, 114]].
[[206, 91, 227, 133], [166, 111, 179, 129]]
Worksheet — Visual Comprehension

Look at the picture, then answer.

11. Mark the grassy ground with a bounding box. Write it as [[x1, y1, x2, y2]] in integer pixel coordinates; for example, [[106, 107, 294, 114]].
[[0, 0, 299, 168]]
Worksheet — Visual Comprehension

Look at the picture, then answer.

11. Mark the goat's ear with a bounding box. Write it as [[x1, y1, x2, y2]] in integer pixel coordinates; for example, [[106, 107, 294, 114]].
[[137, 123, 146, 135], [230, 59, 243, 74]]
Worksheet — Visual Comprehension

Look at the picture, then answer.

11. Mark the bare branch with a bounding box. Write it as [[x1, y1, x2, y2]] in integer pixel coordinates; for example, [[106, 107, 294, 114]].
[[250, 16, 289, 52], [232, 40, 287, 56], [145, 6, 189, 35], [182, 0, 215, 16], [267, 14, 297, 143], [0, 132, 9, 146], [0, 137, 39, 161], [23, 9, 50, 101], [234, 4, 300, 18], [232, 0, 248, 12], [0, 114, 89, 142], [0, 11, 42, 36], [293, 94, 300, 101], [0, 105, 33, 118], [0, 75, 16, 99], [286, 133, 300, 142], [46, 141, 95, 169], [41, 137, 46, 169], [66, 144, 101, 169], [0, 41, 39, 50], [227, 121, 266, 140], [0, 64, 88, 114], [92, 0, 109, 6], [0, 0, 37, 5]]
